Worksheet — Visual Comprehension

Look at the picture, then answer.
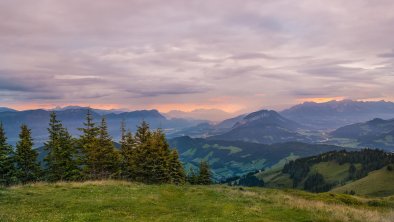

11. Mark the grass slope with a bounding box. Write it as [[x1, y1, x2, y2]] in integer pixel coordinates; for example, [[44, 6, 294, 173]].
[[0, 181, 393, 222], [310, 162, 355, 183], [333, 166, 394, 197]]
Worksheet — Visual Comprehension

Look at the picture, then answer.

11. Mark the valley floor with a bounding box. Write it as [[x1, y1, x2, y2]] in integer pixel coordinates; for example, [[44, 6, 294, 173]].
[[0, 181, 393, 222]]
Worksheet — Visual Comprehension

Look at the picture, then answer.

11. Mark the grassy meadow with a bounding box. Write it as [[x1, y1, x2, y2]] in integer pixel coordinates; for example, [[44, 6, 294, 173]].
[[0, 180, 393, 222]]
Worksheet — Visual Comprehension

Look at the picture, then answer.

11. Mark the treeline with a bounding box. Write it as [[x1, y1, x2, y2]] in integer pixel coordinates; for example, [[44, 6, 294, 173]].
[[0, 110, 212, 186], [220, 169, 265, 187], [282, 149, 394, 192]]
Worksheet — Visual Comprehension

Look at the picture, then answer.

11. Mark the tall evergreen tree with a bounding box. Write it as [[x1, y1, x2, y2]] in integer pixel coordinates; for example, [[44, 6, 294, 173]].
[[45, 112, 80, 181], [132, 121, 152, 183], [168, 149, 186, 185], [120, 126, 136, 180], [0, 122, 16, 186], [145, 129, 170, 183], [15, 124, 41, 184], [78, 108, 100, 179], [96, 117, 120, 179], [197, 160, 212, 185]]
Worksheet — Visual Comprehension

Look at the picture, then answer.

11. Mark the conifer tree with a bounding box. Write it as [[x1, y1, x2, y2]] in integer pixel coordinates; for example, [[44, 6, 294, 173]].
[[15, 124, 41, 184], [78, 109, 100, 179], [0, 122, 16, 186], [120, 125, 136, 180], [187, 167, 198, 185], [168, 149, 186, 185], [145, 129, 170, 183], [132, 121, 152, 183], [135, 121, 151, 145], [44, 112, 80, 181], [96, 117, 120, 179], [197, 160, 212, 185]]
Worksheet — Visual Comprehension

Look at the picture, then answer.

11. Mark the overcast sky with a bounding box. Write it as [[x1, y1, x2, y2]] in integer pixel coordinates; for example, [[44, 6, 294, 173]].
[[0, 0, 393, 113]]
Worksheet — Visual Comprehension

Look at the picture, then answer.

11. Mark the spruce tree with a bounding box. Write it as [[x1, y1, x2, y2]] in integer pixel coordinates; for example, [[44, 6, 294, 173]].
[[96, 117, 120, 179], [0, 122, 16, 186], [132, 121, 152, 183], [197, 160, 212, 185], [168, 149, 186, 185], [146, 129, 170, 183], [45, 112, 80, 181], [187, 167, 198, 185], [78, 109, 100, 179], [44, 112, 62, 181], [120, 128, 136, 180], [15, 124, 41, 184]]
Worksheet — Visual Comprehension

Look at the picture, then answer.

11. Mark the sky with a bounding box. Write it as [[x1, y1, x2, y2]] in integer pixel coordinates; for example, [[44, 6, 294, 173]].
[[0, 0, 394, 113]]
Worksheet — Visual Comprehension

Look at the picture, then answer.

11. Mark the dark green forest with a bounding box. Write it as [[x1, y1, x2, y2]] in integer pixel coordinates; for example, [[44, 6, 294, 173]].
[[0, 110, 212, 186]]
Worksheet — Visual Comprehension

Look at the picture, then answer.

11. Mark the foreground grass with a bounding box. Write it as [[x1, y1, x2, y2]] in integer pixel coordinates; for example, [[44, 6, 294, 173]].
[[0, 181, 393, 222]]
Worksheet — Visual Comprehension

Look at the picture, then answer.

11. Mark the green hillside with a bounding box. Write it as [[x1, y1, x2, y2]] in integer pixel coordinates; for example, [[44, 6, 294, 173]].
[[0, 181, 393, 222], [256, 150, 394, 196], [169, 136, 347, 180], [310, 161, 360, 183], [333, 166, 394, 197]]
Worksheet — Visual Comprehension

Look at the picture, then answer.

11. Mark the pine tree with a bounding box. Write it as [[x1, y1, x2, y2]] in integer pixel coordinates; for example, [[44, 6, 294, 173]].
[[0, 122, 16, 186], [45, 112, 81, 181], [96, 117, 120, 179], [135, 121, 151, 144], [132, 121, 152, 183], [146, 129, 170, 183], [187, 167, 198, 185], [44, 112, 63, 181], [197, 161, 212, 185], [168, 149, 186, 185], [120, 126, 136, 180], [78, 108, 100, 179], [15, 124, 41, 184], [57, 127, 80, 181]]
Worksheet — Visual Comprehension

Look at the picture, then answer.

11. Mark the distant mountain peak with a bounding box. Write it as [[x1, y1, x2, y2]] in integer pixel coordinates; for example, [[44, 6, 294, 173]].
[[244, 110, 280, 120], [0, 107, 16, 112]]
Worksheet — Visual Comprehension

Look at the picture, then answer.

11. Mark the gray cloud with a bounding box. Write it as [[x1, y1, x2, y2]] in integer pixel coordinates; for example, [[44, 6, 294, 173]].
[[0, 0, 394, 111]]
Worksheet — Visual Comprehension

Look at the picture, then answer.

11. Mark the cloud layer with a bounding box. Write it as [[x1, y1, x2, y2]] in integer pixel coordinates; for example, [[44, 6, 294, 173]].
[[1, 0, 394, 112]]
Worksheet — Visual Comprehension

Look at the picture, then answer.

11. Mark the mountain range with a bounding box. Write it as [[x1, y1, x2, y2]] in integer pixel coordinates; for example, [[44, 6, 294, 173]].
[[164, 109, 235, 122], [2, 99, 394, 151], [329, 118, 394, 150], [281, 100, 394, 130], [0, 108, 201, 146]]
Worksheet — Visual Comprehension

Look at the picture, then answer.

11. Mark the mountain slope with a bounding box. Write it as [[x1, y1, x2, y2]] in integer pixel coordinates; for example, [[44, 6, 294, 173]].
[[165, 109, 234, 122], [169, 136, 346, 180], [167, 114, 246, 138], [0, 107, 16, 112], [281, 100, 394, 130], [257, 149, 394, 197], [209, 110, 312, 144], [332, 165, 394, 197], [330, 118, 394, 151]]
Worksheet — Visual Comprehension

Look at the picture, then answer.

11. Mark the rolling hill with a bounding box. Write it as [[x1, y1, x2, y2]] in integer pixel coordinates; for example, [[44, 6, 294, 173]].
[[332, 165, 394, 197], [256, 149, 394, 197]]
